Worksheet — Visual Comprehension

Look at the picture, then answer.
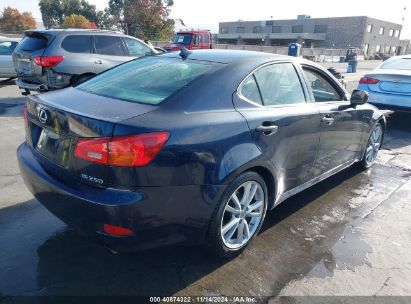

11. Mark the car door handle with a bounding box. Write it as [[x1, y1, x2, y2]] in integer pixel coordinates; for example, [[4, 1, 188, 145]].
[[94, 60, 102, 64], [256, 123, 279, 136], [321, 116, 335, 125]]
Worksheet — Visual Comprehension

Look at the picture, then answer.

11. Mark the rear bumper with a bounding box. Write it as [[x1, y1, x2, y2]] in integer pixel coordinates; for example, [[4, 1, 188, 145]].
[[15, 78, 47, 91], [17, 142, 221, 251], [358, 84, 411, 113]]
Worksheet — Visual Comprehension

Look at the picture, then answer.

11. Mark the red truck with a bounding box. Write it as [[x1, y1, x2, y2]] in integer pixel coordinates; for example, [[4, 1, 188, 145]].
[[163, 30, 212, 52]]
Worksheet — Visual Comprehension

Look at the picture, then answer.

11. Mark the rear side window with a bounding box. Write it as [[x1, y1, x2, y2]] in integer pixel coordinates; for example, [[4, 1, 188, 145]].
[[124, 38, 153, 57], [18, 35, 47, 51], [94, 36, 125, 56], [62, 35, 92, 53], [239, 75, 262, 105], [0, 41, 18, 55], [380, 58, 411, 70], [77, 57, 220, 105], [254, 63, 306, 106]]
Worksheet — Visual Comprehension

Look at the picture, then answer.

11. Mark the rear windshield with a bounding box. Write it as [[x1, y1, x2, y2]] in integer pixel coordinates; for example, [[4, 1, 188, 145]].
[[380, 58, 411, 70], [77, 57, 220, 105], [18, 35, 48, 51], [173, 33, 193, 45]]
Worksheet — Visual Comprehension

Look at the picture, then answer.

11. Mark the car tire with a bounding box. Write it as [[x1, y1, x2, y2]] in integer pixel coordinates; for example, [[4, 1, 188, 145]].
[[358, 122, 383, 169], [207, 171, 268, 258]]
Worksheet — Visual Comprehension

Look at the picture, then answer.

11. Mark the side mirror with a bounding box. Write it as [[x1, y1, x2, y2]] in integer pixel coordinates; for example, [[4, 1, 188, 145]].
[[350, 89, 369, 105]]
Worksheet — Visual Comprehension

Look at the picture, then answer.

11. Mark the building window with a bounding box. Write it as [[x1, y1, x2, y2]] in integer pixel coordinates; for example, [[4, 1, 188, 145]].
[[265, 20, 273, 26], [376, 45, 381, 53], [237, 27, 245, 33], [379, 27, 385, 35], [367, 24, 373, 33], [389, 29, 394, 37], [272, 26, 282, 33], [394, 30, 400, 37], [385, 45, 390, 53], [220, 26, 229, 34], [364, 43, 369, 55], [292, 25, 303, 33], [314, 24, 327, 33], [253, 26, 262, 33]]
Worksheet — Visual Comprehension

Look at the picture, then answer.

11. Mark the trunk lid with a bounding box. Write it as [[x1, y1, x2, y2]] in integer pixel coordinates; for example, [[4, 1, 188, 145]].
[[366, 69, 411, 96], [25, 88, 158, 188]]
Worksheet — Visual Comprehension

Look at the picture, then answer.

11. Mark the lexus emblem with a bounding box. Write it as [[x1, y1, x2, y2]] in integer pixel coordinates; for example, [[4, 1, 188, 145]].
[[38, 108, 48, 124]]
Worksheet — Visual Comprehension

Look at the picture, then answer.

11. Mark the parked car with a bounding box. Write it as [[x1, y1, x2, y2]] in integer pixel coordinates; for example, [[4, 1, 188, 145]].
[[12, 29, 156, 94], [163, 30, 211, 52], [18, 50, 385, 257], [357, 55, 411, 113], [0, 38, 20, 79]]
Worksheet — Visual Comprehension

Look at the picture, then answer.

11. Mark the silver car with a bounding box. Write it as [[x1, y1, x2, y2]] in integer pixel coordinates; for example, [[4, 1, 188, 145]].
[[0, 38, 21, 79], [12, 29, 156, 93], [357, 55, 411, 113]]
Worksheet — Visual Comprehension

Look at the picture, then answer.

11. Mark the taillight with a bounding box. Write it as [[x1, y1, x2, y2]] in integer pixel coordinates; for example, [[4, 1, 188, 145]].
[[103, 224, 134, 236], [23, 104, 28, 128], [33, 55, 64, 67], [359, 77, 380, 85], [74, 132, 169, 167], [74, 138, 109, 165]]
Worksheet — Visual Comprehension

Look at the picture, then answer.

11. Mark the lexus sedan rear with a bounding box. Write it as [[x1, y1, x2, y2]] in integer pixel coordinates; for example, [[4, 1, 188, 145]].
[[357, 55, 411, 112], [18, 50, 385, 257]]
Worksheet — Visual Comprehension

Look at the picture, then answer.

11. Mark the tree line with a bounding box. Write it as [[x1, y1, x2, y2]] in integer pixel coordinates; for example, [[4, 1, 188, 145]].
[[0, 0, 179, 40]]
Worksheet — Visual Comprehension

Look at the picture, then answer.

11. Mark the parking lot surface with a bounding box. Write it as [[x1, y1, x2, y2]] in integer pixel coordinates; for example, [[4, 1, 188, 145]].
[[1, 61, 410, 300]]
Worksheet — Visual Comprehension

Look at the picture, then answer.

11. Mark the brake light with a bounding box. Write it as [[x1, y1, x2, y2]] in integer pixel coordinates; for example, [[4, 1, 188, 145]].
[[103, 224, 134, 236], [33, 55, 64, 67], [359, 77, 380, 85], [74, 132, 169, 167], [74, 138, 109, 165]]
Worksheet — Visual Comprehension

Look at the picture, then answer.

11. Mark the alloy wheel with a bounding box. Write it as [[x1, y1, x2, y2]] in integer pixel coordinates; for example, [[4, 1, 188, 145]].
[[365, 124, 383, 165], [220, 180, 265, 249]]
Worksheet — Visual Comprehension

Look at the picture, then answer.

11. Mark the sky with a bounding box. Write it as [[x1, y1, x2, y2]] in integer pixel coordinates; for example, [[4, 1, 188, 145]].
[[1, 0, 410, 39]]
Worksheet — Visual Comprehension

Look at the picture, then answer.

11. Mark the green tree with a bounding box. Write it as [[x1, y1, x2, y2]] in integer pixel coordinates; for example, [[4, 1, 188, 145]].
[[109, 0, 176, 40], [62, 14, 93, 28], [0, 7, 36, 33], [39, 0, 99, 28], [39, 0, 62, 28]]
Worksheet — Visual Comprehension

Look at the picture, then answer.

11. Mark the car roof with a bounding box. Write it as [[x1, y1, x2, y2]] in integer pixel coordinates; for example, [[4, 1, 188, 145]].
[[23, 29, 124, 36], [159, 49, 292, 64]]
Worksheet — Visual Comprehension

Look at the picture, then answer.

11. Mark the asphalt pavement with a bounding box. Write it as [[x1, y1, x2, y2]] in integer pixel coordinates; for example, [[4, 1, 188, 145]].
[[0, 64, 410, 302]]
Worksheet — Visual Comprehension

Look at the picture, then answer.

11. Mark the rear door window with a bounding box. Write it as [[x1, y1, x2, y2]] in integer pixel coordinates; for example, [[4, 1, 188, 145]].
[[123, 38, 153, 57], [94, 36, 125, 56], [254, 63, 306, 106], [303, 68, 343, 102], [17, 35, 47, 51], [62, 35, 92, 53]]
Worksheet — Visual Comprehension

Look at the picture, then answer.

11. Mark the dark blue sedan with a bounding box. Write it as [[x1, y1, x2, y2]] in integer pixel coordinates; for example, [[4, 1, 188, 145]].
[[18, 50, 385, 257]]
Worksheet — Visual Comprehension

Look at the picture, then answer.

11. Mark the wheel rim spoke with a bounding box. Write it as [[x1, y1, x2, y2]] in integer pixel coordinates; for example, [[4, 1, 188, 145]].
[[225, 205, 240, 215], [247, 200, 263, 213], [231, 193, 241, 210], [237, 220, 245, 244], [222, 218, 240, 235]]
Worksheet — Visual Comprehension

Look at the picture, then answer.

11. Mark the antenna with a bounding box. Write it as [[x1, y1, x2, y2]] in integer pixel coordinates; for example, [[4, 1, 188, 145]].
[[179, 45, 192, 59]]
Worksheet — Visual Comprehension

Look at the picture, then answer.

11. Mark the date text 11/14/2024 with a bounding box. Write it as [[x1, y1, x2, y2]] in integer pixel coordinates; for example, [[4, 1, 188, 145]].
[[150, 296, 258, 303]]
